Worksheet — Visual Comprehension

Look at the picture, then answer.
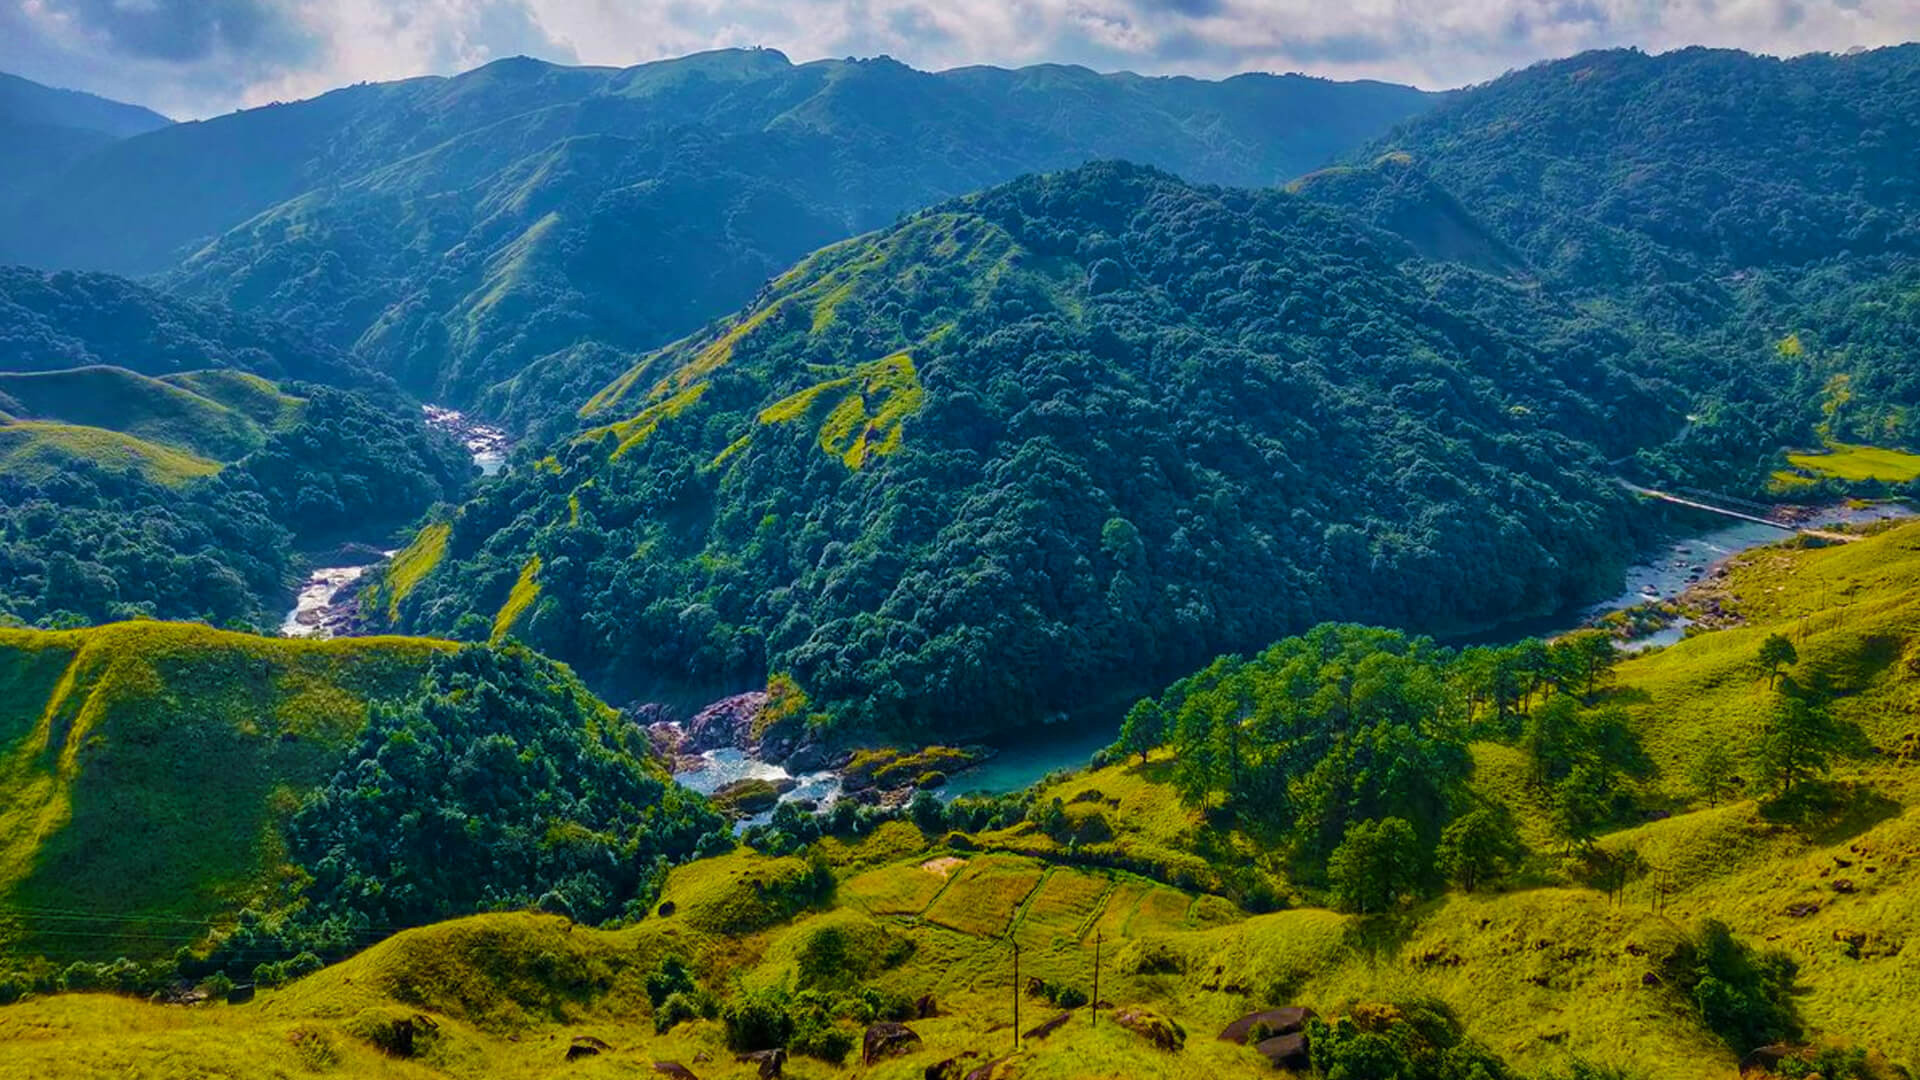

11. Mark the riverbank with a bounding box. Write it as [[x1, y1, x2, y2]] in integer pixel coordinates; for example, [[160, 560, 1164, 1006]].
[[423, 404, 510, 476]]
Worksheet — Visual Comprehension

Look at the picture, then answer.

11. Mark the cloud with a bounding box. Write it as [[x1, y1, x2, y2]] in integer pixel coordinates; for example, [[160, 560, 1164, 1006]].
[[0, 0, 1914, 118]]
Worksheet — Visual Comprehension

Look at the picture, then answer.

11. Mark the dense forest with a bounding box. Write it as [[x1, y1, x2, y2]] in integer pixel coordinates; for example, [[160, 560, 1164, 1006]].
[[392, 162, 1662, 738]]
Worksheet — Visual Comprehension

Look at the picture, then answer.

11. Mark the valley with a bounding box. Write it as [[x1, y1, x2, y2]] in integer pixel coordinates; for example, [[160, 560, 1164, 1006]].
[[1, 33, 1919, 1080]]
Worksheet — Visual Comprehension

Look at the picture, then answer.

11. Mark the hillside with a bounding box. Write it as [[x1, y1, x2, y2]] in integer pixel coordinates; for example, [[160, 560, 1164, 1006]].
[[0, 50, 1435, 423], [0, 71, 168, 210], [0, 265, 369, 389], [385, 162, 1670, 739], [0, 365, 303, 466], [1293, 45, 1920, 491], [0, 624, 722, 968], [7, 520, 1920, 1077]]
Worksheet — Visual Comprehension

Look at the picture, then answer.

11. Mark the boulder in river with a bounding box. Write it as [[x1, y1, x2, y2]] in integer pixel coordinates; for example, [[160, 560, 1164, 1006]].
[[685, 692, 768, 752], [711, 778, 782, 817]]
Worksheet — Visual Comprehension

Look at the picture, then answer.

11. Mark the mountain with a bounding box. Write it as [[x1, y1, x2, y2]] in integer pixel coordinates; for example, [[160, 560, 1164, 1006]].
[[1347, 45, 1920, 285], [0, 265, 369, 388], [0, 50, 1437, 425], [0, 624, 720, 961], [381, 162, 1665, 737], [0, 72, 169, 209], [1296, 45, 1920, 490]]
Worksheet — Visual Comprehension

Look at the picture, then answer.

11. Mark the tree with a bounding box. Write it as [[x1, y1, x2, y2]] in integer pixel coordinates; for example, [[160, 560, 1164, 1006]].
[[1756, 680, 1843, 795], [1555, 629, 1620, 701], [1326, 817, 1422, 914], [1436, 808, 1526, 892], [1116, 699, 1165, 764], [1687, 744, 1740, 807], [1756, 634, 1798, 690], [1550, 763, 1613, 849]]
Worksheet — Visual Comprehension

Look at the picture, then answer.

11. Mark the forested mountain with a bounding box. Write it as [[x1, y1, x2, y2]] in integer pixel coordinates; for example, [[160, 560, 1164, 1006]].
[[0, 265, 369, 388], [1296, 45, 1920, 485], [0, 71, 169, 210], [0, 266, 471, 629], [386, 162, 1663, 737], [0, 50, 1436, 427]]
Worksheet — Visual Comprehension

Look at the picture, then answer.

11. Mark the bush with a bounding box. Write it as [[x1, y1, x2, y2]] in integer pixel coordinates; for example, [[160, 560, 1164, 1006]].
[[656, 991, 701, 1034], [723, 990, 796, 1051], [1670, 920, 1800, 1052]]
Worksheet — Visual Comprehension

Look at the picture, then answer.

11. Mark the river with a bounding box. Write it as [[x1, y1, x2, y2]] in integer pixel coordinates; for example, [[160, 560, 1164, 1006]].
[[277, 405, 512, 637], [671, 499, 1914, 805]]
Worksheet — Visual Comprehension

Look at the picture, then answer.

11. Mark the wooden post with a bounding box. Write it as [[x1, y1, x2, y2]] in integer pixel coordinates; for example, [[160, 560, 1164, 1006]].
[[1092, 930, 1101, 1027], [1011, 936, 1021, 1051]]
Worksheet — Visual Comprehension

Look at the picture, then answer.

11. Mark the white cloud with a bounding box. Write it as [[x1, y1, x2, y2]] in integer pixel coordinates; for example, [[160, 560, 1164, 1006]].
[[1, 0, 1915, 117]]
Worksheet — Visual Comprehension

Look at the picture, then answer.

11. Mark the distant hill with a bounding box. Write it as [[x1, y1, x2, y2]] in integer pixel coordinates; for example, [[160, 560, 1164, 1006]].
[[0, 265, 368, 389], [1349, 45, 1920, 285], [388, 162, 1660, 736], [0, 50, 1437, 424], [0, 71, 168, 210]]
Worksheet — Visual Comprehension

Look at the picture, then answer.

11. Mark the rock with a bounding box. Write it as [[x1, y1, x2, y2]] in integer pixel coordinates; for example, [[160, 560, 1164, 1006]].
[[924, 1052, 979, 1080], [1740, 1045, 1803, 1074], [567, 1036, 612, 1061], [227, 984, 256, 1005], [786, 744, 827, 772], [685, 692, 769, 752], [963, 1056, 1013, 1080], [641, 717, 689, 757], [1832, 878, 1857, 894], [736, 1048, 785, 1078], [712, 778, 782, 817], [1218, 1006, 1316, 1045], [1025, 1011, 1073, 1040], [1255, 1031, 1311, 1069], [915, 993, 939, 1019], [1114, 1007, 1185, 1051], [653, 1063, 700, 1080], [1784, 901, 1820, 918], [863, 1021, 923, 1065], [657, 900, 677, 918]]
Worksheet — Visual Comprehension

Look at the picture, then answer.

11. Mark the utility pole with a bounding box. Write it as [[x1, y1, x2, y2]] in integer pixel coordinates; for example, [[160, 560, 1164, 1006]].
[[1010, 935, 1021, 1051], [1092, 930, 1102, 1027]]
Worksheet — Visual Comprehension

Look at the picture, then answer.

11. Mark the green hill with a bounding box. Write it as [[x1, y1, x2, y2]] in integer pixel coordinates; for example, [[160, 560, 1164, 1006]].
[[0, 622, 447, 960], [2, 50, 1435, 423], [0, 624, 722, 966], [0, 366, 303, 464], [387, 161, 1665, 739], [0, 71, 168, 211]]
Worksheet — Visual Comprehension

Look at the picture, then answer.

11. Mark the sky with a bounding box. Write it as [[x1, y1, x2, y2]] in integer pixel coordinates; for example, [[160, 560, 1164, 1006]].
[[2, 0, 1916, 120]]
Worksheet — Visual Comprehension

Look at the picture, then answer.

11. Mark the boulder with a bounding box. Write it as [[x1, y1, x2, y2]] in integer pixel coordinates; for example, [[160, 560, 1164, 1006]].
[[915, 993, 940, 1019], [1114, 1007, 1185, 1051], [712, 778, 782, 817], [567, 1036, 612, 1061], [963, 1056, 1014, 1080], [685, 692, 768, 752], [653, 1063, 700, 1080], [1255, 1031, 1310, 1070], [1025, 1011, 1073, 1040], [1218, 1007, 1316, 1045], [736, 1048, 785, 1078], [863, 1021, 923, 1065], [924, 1052, 979, 1080]]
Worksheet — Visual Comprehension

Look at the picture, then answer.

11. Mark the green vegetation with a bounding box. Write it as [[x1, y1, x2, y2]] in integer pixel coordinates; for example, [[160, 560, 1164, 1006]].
[[0, 366, 298, 463], [1784, 442, 1920, 485], [396, 163, 1649, 737]]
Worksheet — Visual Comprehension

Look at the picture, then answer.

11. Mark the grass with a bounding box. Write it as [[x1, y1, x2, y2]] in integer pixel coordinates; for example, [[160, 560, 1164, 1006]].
[[0, 366, 279, 463], [157, 370, 305, 430], [490, 557, 542, 644], [379, 522, 452, 621], [922, 855, 1046, 938], [1784, 440, 1920, 484], [0, 420, 222, 486], [753, 352, 926, 470], [0, 622, 448, 960]]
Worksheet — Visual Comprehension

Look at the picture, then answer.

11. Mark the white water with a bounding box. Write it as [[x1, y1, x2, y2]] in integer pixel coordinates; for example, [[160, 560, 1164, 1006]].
[[423, 404, 510, 476], [279, 565, 370, 638], [673, 748, 843, 826]]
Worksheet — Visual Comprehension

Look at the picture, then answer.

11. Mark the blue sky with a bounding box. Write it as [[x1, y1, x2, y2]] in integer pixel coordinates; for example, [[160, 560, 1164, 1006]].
[[3, 0, 1916, 119]]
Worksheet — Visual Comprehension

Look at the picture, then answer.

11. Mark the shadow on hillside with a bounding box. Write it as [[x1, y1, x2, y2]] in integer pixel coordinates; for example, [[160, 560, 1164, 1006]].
[[1760, 780, 1901, 846]]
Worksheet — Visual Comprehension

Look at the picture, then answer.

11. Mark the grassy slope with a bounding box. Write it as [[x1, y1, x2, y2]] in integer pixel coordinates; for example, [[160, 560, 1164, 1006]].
[[0, 366, 286, 462], [0, 622, 448, 960], [6, 524, 1920, 1077], [1783, 442, 1920, 484], [0, 420, 222, 486]]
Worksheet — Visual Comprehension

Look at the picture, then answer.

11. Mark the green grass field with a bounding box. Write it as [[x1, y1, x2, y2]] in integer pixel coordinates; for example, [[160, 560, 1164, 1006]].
[[1784, 440, 1920, 484]]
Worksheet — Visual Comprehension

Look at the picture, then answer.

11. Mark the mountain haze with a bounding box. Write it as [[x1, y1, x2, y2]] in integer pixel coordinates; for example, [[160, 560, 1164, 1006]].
[[0, 71, 169, 209]]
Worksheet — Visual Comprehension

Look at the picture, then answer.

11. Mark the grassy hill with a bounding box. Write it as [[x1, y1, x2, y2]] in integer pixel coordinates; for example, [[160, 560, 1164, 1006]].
[[0, 365, 303, 468], [7, 523, 1919, 1076], [0, 622, 448, 960]]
